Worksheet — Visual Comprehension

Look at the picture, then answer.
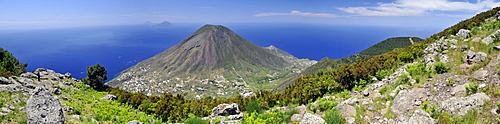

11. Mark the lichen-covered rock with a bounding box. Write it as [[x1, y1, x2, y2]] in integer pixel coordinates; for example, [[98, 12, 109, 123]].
[[300, 113, 326, 124], [439, 92, 490, 116], [26, 87, 64, 124]]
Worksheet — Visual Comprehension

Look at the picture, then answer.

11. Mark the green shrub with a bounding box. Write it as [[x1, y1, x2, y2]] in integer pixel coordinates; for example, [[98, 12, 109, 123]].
[[398, 52, 414, 63], [246, 100, 262, 113], [446, 78, 454, 86], [434, 62, 449, 74], [324, 109, 346, 124], [375, 70, 391, 80], [184, 114, 209, 124], [465, 83, 478, 96]]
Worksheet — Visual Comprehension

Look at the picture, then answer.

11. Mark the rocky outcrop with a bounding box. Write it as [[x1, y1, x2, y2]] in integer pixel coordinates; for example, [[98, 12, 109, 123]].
[[26, 87, 64, 124], [481, 29, 500, 44], [299, 113, 326, 124], [211, 103, 241, 116], [460, 51, 487, 71], [456, 29, 471, 38], [391, 88, 428, 122], [209, 103, 243, 121], [438, 92, 490, 116], [423, 40, 450, 66], [402, 109, 435, 124]]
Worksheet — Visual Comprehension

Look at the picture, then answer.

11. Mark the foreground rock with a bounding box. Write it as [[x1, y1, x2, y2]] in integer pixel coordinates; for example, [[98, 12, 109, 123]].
[[300, 113, 326, 124], [209, 103, 243, 121], [26, 87, 64, 124], [439, 92, 490, 116], [402, 109, 435, 124]]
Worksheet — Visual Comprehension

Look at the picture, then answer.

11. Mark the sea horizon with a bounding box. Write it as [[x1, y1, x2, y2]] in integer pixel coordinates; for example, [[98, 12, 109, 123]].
[[0, 23, 443, 79]]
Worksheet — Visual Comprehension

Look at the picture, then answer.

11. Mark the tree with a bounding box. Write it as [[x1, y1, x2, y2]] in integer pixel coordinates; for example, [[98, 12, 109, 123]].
[[0, 48, 27, 77], [82, 64, 107, 91]]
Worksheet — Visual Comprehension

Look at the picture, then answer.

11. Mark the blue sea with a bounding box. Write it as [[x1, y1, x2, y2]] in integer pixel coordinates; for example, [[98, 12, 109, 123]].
[[0, 23, 441, 79]]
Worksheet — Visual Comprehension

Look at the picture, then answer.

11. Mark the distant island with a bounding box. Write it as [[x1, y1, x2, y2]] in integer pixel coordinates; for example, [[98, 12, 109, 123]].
[[143, 21, 153, 25], [152, 21, 173, 27]]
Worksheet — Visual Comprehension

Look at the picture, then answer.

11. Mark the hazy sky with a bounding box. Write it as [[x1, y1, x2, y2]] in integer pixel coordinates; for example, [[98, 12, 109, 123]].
[[1, 0, 500, 29]]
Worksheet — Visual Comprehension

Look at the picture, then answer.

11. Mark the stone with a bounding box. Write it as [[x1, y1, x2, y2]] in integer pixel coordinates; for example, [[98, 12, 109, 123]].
[[495, 45, 500, 50], [0, 107, 12, 113], [21, 72, 38, 78], [478, 84, 487, 89], [452, 84, 466, 96], [459, 63, 473, 71], [64, 72, 72, 78], [100, 95, 117, 100], [228, 113, 244, 120], [439, 92, 490, 116], [474, 52, 487, 64], [464, 51, 487, 65], [456, 29, 471, 38], [391, 88, 427, 116], [276, 107, 288, 111], [291, 114, 303, 122], [402, 109, 435, 124], [345, 117, 355, 124], [220, 121, 241, 124], [211, 103, 241, 117], [482, 30, 500, 44], [450, 45, 458, 49], [447, 39, 458, 44], [126, 120, 144, 124], [0, 77, 15, 84], [300, 113, 326, 124], [362, 88, 370, 96], [337, 104, 356, 116], [295, 105, 307, 114], [26, 87, 64, 124], [497, 10, 500, 20], [462, 45, 468, 51], [473, 69, 489, 81]]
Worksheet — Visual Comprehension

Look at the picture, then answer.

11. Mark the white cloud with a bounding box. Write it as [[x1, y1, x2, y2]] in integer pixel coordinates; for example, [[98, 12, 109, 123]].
[[254, 10, 338, 18], [338, 0, 500, 16]]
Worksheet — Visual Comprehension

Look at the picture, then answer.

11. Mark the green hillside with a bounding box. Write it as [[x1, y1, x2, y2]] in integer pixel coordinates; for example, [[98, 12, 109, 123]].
[[274, 37, 423, 91]]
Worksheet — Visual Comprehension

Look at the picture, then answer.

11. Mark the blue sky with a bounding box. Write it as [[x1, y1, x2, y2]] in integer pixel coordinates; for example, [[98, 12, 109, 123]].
[[1, 0, 500, 29]]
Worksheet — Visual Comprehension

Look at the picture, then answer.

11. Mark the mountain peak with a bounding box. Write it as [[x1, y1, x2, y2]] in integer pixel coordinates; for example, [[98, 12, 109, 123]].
[[106, 25, 315, 97]]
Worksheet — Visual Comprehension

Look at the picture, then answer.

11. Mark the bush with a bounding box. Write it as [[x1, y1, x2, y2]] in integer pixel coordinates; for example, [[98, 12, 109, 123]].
[[246, 100, 261, 113], [375, 70, 391, 80], [434, 62, 449, 74], [398, 52, 414, 63], [324, 109, 346, 124], [465, 83, 478, 96]]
